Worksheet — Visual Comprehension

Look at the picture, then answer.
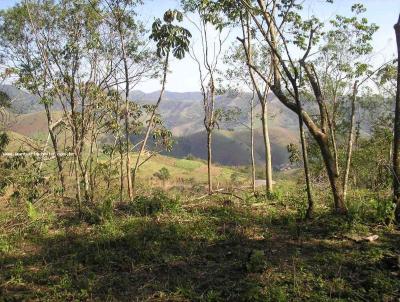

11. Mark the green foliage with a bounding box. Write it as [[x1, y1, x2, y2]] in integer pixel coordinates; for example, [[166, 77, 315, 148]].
[[266, 286, 288, 302], [150, 9, 191, 59], [153, 167, 171, 187], [100, 198, 114, 222], [0, 90, 11, 108], [239, 279, 267, 302], [230, 171, 241, 185], [0, 236, 11, 253], [287, 143, 300, 165], [129, 191, 181, 216], [246, 249, 266, 273], [346, 192, 396, 226], [0, 132, 9, 156], [26, 201, 39, 221]]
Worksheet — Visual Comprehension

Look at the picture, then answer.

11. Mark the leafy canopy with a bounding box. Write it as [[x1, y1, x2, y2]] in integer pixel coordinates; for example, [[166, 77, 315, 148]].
[[150, 9, 191, 59]]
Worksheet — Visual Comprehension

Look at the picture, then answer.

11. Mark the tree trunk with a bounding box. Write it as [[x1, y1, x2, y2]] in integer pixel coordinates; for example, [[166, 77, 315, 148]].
[[327, 93, 339, 173], [317, 134, 347, 213], [250, 97, 256, 194], [125, 98, 133, 201], [240, 12, 273, 195], [73, 152, 82, 215], [300, 126, 314, 219], [44, 104, 65, 195], [343, 81, 358, 202], [119, 27, 133, 201], [207, 130, 213, 194], [296, 97, 314, 219], [119, 146, 124, 203], [393, 15, 400, 222], [261, 102, 273, 194]]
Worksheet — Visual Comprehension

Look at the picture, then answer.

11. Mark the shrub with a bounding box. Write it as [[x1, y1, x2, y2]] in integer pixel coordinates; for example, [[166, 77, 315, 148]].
[[374, 198, 395, 224], [153, 167, 171, 187], [129, 191, 180, 216], [246, 249, 266, 273]]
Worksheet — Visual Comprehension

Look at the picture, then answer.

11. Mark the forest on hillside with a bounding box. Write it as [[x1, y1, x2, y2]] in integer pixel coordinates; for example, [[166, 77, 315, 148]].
[[0, 0, 400, 301]]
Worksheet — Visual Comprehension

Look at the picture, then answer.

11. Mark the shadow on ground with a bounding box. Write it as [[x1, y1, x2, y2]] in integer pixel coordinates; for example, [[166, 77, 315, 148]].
[[1, 201, 399, 301]]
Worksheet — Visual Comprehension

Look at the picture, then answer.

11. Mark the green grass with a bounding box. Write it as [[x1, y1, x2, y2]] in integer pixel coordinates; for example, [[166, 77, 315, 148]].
[[175, 159, 202, 171], [0, 186, 399, 301]]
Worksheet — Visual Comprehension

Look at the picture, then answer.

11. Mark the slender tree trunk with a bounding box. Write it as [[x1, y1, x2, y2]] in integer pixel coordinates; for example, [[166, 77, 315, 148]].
[[261, 102, 273, 194], [239, 11, 274, 194], [294, 92, 314, 219], [300, 124, 314, 219], [107, 151, 114, 190], [327, 93, 339, 173], [207, 130, 213, 194], [88, 128, 97, 202], [343, 81, 358, 202], [110, 17, 133, 201], [316, 134, 347, 213], [76, 150, 90, 203], [393, 15, 400, 222], [44, 105, 65, 195], [132, 52, 170, 194], [119, 149, 124, 203], [73, 152, 82, 215], [125, 100, 133, 200], [107, 138, 117, 190], [119, 26, 133, 201], [250, 97, 256, 194]]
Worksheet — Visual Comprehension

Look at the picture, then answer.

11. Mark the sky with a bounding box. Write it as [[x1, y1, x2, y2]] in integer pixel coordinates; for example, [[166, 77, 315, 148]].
[[0, 0, 398, 93]]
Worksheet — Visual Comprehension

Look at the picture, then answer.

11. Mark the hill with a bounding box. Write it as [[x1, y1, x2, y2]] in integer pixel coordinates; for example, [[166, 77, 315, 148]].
[[169, 127, 296, 168], [132, 90, 299, 137], [1, 86, 299, 167]]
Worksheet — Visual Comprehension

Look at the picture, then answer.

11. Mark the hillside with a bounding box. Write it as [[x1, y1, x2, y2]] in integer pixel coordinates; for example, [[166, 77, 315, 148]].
[[169, 127, 296, 168], [4, 131, 38, 152], [132, 90, 299, 136], [1, 86, 299, 167]]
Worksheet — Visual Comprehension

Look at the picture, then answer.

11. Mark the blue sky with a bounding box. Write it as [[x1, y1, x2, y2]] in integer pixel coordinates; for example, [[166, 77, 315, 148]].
[[0, 0, 398, 92], [139, 0, 400, 93]]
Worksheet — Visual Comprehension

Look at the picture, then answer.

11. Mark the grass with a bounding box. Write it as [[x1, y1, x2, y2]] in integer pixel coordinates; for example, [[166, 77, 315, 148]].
[[0, 185, 399, 301], [127, 153, 247, 185], [175, 159, 202, 172]]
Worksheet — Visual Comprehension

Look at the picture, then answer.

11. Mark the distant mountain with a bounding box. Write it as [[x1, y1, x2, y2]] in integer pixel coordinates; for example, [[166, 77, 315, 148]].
[[1, 85, 300, 167], [130, 90, 203, 102], [0, 85, 42, 114], [168, 127, 296, 169], [132, 90, 299, 137]]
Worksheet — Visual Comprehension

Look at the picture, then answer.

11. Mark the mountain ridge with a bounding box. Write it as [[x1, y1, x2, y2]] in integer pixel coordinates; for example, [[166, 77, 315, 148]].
[[0, 85, 298, 167]]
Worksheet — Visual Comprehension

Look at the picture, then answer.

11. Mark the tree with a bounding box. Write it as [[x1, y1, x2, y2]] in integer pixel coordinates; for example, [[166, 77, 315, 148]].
[[210, 0, 379, 214], [224, 47, 258, 194], [104, 0, 159, 201], [0, 91, 10, 156], [183, 2, 229, 195], [393, 14, 400, 222], [131, 9, 191, 194], [0, 1, 68, 195], [223, 12, 274, 195], [0, 0, 158, 211], [154, 167, 171, 188]]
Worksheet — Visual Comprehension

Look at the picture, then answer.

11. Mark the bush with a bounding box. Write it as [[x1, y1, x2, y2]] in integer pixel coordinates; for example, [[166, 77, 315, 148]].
[[128, 191, 181, 216], [80, 198, 115, 225], [374, 198, 395, 224]]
